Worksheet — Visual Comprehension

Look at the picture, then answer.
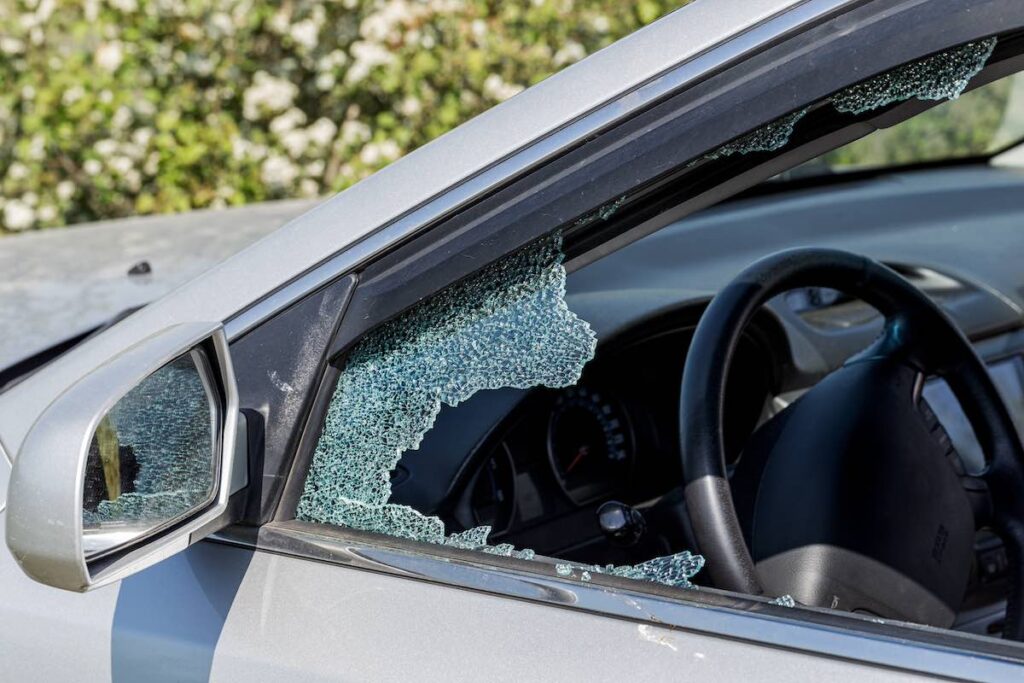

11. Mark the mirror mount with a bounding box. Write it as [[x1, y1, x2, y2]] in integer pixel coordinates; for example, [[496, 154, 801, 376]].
[[5, 322, 243, 591]]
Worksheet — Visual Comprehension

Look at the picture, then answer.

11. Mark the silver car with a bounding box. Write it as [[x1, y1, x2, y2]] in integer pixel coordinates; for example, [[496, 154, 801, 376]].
[[4, 0, 1024, 680]]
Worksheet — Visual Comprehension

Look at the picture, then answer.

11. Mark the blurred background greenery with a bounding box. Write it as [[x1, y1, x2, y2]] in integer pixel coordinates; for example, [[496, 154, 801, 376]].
[[3, 1, 1022, 235], [0, 0, 685, 234]]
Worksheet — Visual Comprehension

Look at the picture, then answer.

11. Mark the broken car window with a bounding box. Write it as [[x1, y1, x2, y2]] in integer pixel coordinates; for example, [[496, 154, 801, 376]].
[[298, 38, 999, 595]]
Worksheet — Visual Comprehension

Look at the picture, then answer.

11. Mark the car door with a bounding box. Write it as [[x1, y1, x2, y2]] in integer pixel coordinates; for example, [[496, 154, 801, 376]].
[[6, 0, 1024, 681]]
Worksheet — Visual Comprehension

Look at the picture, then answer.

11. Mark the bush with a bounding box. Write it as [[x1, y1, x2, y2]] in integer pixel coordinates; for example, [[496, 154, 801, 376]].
[[0, 0, 685, 233]]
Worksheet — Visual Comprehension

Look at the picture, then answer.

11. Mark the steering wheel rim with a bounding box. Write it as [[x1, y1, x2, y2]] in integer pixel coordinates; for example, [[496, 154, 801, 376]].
[[680, 247, 1024, 639]]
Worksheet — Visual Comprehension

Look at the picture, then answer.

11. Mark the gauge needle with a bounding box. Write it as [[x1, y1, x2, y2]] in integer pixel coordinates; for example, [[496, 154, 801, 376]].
[[566, 445, 590, 474]]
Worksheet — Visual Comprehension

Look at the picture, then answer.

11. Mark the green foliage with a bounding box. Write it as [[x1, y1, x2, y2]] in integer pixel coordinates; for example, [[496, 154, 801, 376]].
[[0, 0, 686, 233]]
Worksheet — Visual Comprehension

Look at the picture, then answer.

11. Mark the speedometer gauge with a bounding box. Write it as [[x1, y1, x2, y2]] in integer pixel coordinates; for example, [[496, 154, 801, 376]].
[[547, 386, 634, 504]]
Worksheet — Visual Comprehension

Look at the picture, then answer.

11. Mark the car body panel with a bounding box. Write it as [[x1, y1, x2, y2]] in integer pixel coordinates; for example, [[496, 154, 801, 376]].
[[0, 507, 118, 681], [0, 199, 318, 371], [204, 548, 931, 682]]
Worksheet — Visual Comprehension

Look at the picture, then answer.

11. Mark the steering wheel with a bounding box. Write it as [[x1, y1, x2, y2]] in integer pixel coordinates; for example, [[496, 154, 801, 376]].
[[680, 248, 1024, 640]]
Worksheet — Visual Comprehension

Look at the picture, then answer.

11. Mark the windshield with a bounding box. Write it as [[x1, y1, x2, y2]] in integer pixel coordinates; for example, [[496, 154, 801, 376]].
[[775, 71, 1024, 181]]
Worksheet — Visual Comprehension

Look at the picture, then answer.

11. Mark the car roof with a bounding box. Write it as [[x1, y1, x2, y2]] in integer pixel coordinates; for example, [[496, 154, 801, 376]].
[[0, 0, 816, 457], [0, 199, 318, 371]]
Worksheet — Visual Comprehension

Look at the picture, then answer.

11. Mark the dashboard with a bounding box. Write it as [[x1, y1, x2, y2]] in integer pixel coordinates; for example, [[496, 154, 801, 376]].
[[390, 310, 782, 566], [450, 322, 777, 565], [389, 166, 1024, 615]]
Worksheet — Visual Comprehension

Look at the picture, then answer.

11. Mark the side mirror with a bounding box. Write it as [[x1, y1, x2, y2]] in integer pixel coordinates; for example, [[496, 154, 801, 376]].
[[5, 322, 246, 591]]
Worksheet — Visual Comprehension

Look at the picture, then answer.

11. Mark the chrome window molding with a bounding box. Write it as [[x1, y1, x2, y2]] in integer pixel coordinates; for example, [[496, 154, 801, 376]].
[[208, 520, 1024, 681], [223, 0, 857, 341]]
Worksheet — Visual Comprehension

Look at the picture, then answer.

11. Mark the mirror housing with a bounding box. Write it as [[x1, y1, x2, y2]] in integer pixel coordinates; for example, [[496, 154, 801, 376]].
[[5, 322, 245, 591]]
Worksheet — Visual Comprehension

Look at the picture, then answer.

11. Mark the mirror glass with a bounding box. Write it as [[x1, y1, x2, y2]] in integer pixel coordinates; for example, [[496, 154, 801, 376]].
[[81, 348, 220, 560]]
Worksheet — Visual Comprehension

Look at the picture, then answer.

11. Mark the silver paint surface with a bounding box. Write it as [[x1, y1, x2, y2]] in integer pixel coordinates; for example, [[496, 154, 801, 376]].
[[0, 199, 317, 371], [207, 550, 932, 682]]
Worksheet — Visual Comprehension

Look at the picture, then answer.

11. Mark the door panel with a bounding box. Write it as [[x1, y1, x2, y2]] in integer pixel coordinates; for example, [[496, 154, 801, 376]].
[[0, 506, 117, 681], [110, 542, 253, 682], [208, 551, 930, 682]]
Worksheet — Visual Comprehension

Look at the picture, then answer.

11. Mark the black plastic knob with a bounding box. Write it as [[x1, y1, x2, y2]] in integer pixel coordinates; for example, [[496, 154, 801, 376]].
[[597, 500, 646, 547]]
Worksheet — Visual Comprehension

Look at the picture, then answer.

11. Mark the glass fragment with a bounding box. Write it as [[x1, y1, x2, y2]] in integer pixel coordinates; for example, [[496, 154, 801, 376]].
[[297, 234, 596, 555], [770, 595, 796, 608], [831, 39, 997, 115]]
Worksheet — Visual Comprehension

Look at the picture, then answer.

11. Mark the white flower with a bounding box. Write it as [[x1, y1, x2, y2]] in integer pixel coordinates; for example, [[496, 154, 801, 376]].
[[280, 129, 309, 158], [317, 49, 347, 72], [243, 71, 299, 121], [131, 127, 153, 148], [94, 139, 118, 156], [305, 159, 325, 177], [112, 106, 133, 130], [134, 99, 156, 117], [471, 19, 486, 40], [358, 140, 400, 166], [397, 96, 421, 117], [359, 143, 381, 166], [110, 156, 133, 175], [267, 8, 290, 34], [26, 135, 45, 161], [62, 85, 85, 106], [379, 139, 401, 160], [270, 107, 307, 135], [306, 118, 337, 148], [346, 41, 395, 85], [0, 38, 25, 55], [553, 41, 586, 67], [3, 200, 35, 230], [231, 137, 267, 161], [340, 120, 371, 146], [261, 155, 299, 187], [83, 159, 102, 175], [37, 204, 57, 222], [360, 2, 410, 42], [591, 15, 610, 33], [56, 180, 76, 201], [123, 168, 141, 191], [7, 162, 29, 181], [289, 19, 319, 51], [95, 41, 125, 72], [482, 74, 523, 101], [209, 12, 234, 36], [299, 178, 319, 197], [35, 0, 56, 21], [109, 0, 138, 12], [315, 72, 336, 91]]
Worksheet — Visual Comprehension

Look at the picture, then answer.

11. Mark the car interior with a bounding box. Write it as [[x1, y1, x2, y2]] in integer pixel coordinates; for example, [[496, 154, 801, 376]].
[[381, 66, 1024, 639]]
